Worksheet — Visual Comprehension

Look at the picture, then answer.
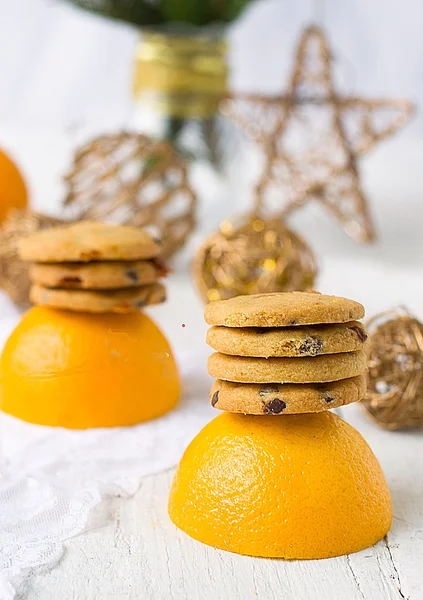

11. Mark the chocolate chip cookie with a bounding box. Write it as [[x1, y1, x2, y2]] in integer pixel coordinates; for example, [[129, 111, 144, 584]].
[[210, 375, 367, 414], [19, 221, 161, 263], [207, 349, 368, 384], [205, 291, 364, 328], [30, 259, 166, 290], [207, 321, 368, 358], [30, 282, 166, 313]]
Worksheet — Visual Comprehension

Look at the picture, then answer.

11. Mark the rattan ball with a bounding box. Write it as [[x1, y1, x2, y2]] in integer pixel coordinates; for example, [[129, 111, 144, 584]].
[[63, 132, 197, 258], [0, 209, 62, 306], [193, 215, 317, 303], [362, 309, 423, 430]]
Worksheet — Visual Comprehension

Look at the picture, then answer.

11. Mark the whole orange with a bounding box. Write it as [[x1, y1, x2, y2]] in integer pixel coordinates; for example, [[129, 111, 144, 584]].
[[0, 149, 28, 222], [169, 411, 392, 559], [0, 307, 180, 428]]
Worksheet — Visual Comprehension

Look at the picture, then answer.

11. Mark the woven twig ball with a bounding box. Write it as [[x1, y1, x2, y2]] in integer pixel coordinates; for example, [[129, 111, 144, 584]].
[[63, 132, 197, 258], [193, 215, 317, 303], [362, 309, 423, 430], [0, 209, 63, 306]]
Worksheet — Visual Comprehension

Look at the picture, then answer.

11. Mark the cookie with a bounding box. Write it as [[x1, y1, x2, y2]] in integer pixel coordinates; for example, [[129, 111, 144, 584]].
[[19, 221, 161, 263], [210, 375, 367, 414], [204, 291, 364, 328], [207, 349, 368, 384], [206, 321, 368, 358], [29, 259, 166, 290], [30, 282, 166, 313]]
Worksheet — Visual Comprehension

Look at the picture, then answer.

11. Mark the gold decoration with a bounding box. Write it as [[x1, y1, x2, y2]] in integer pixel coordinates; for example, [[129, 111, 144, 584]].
[[221, 25, 414, 243], [0, 209, 62, 306], [193, 215, 317, 303], [133, 33, 228, 119], [362, 309, 423, 430], [0, 133, 196, 306], [63, 132, 197, 258]]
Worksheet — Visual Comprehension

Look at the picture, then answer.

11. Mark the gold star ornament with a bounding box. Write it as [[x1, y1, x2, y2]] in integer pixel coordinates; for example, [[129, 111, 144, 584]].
[[222, 25, 414, 242]]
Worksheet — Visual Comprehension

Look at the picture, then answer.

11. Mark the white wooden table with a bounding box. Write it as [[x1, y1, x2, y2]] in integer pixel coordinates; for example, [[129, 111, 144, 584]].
[[2, 131, 423, 600], [20, 406, 423, 600], [18, 266, 423, 600]]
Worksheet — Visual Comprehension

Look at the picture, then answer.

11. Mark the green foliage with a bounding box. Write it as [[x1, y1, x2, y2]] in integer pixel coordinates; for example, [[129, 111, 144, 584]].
[[65, 1, 162, 26], [63, 0, 254, 27]]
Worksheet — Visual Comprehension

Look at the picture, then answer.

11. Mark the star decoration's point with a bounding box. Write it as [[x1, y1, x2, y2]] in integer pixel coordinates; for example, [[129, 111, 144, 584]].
[[223, 25, 414, 243]]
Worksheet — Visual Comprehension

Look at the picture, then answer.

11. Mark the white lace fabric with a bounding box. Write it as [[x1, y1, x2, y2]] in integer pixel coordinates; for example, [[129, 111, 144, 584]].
[[0, 477, 100, 600], [0, 307, 213, 599]]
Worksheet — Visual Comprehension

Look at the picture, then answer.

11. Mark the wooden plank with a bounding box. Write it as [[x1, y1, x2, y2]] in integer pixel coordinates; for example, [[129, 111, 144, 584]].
[[344, 405, 423, 600], [19, 403, 423, 600]]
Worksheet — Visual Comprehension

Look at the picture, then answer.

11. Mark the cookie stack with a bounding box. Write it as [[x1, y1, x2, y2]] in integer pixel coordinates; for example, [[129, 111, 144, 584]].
[[169, 290, 392, 561], [19, 221, 167, 312], [205, 291, 369, 414]]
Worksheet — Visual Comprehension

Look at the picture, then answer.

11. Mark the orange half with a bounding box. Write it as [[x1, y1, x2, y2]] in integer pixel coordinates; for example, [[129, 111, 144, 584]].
[[169, 411, 392, 559], [0, 149, 27, 222], [0, 307, 180, 428]]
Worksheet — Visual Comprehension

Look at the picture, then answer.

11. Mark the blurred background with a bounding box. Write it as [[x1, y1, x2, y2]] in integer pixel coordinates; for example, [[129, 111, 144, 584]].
[[1, 0, 422, 129], [0, 0, 422, 298]]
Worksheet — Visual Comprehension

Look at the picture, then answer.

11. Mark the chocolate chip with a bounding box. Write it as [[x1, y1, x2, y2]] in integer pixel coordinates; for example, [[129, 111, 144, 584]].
[[289, 319, 297, 325], [324, 394, 334, 403], [259, 386, 281, 397], [349, 326, 368, 343], [126, 270, 139, 282], [298, 336, 323, 356], [59, 276, 82, 287], [211, 391, 219, 406], [264, 398, 286, 414]]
